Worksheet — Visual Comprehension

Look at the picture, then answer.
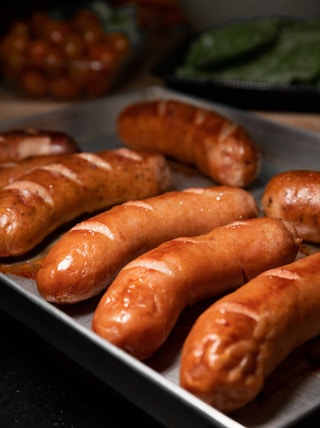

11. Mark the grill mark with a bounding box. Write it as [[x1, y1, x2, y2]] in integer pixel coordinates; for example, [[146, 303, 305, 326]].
[[5, 180, 54, 205], [124, 258, 174, 276], [39, 163, 82, 184], [75, 153, 112, 171], [72, 221, 115, 239]]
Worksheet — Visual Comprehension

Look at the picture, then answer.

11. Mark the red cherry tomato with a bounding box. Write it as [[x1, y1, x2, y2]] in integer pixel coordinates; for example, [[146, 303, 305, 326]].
[[49, 75, 81, 99], [20, 70, 49, 97], [62, 32, 86, 60], [26, 38, 51, 68], [104, 32, 130, 58], [44, 46, 66, 77], [43, 19, 71, 45], [88, 42, 118, 72]]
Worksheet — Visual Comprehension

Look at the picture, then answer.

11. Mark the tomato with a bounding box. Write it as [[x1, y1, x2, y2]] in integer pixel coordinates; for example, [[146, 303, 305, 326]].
[[62, 32, 86, 60], [2, 50, 26, 80], [0, 6, 131, 100], [0, 33, 29, 59], [88, 42, 118, 72], [104, 32, 130, 58], [8, 20, 30, 38], [43, 18, 71, 46], [26, 38, 51, 68], [20, 70, 49, 97], [68, 59, 91, 86], [49, 75, 81, 99], [43, 46, 66, 77], [72, 9, 102, 32], [82, 23, 104, 46]]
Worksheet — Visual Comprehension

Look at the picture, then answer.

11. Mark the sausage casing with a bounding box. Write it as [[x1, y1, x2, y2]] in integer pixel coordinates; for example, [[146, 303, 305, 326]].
[[92, 217, 300, 360], [36, 186, 258, 304], [0, 128, 80, 162], [180, 251, 320, 413], [0, 154, 73, 188], [0, 148, 171, 257], [261, 170, 320, 243], [117, 99, 261, 187]]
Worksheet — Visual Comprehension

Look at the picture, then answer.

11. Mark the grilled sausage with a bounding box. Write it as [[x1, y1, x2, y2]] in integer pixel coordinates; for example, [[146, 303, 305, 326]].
[[179, 251, 320, 414], [0, 148, 171, 257], [36, 186, 258, 304], [117, 99, 261, 187], [0, 154, 73, 188], [92, 217, 300, 360], [0, 128, 80, 162], [261, 170, 320, 243]]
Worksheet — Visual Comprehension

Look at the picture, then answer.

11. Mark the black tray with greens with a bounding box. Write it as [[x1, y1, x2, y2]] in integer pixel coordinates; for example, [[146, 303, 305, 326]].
[[153, 16, 320, 111]]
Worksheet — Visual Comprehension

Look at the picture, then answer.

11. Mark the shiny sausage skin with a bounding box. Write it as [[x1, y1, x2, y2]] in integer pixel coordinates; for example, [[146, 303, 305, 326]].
[[36, 186, 258, 304], [117, 99, 261, 187], [179, 251, 320, 414], [261, 170, 320, 243], [0, 128, 80, 162], [0, 148, 171, 257], [0, 154, 72, 188], [92, 217, 300, 361]]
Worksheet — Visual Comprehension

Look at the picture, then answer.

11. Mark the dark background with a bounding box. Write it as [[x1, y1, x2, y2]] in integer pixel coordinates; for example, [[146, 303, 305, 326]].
[[0, 307, 165, 428]]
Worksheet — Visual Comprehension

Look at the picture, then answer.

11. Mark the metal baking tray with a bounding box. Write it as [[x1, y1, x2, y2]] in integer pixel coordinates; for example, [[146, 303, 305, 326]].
[[1, 86, 320, 428]]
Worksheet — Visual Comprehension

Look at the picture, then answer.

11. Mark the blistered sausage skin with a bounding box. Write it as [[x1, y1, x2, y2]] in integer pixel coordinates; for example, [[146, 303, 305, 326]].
[[117, 99, 261, 187], [36, 186, 258, 304], [0, 154, 73, 188], [0, 128, 80, 162], [92, 217, 300, 361], [261, 170, 320, 243], [0, 148, 171, 257], [179, 251, 320, 414]]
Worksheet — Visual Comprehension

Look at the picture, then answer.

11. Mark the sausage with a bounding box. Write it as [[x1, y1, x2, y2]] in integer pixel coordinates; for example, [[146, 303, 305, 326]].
[[179, 251, 320, 414], [36, 186, 258, 304], [0, 128, 80, 162], [0, 148, 171, 257], [261, 170, 320, 243], [92, 217, 300, 361], [0, 154, 73, 188], [117, 99, 261, 187]]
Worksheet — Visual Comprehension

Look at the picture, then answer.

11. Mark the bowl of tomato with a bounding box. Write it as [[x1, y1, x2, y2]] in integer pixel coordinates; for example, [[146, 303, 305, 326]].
[[0, 3, 140, 99]]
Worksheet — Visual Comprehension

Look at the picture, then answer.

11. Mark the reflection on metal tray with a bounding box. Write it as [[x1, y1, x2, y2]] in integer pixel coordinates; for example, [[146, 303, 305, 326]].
[[153, 38, 320, 112], [1, 86, 320, 428]]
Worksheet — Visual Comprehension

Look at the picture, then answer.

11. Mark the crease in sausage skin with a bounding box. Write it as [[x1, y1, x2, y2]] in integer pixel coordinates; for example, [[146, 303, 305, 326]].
[[75, 152, 113, 170], [72, 221, 115, 240], [39, 163, 82, 184]]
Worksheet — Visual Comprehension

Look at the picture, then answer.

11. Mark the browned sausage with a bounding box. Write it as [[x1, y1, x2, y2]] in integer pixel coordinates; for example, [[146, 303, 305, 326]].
[[0, 148, 171, 257], [92, 217, 300, 361], [0, 154, 72, 188], [179, 251, 320, 414], [261, 170, 320, 243], [37, 186, 258, 304], [36, 186, 258, 304], [117, 99, 261, 187], [0, 128, 80, 162]]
